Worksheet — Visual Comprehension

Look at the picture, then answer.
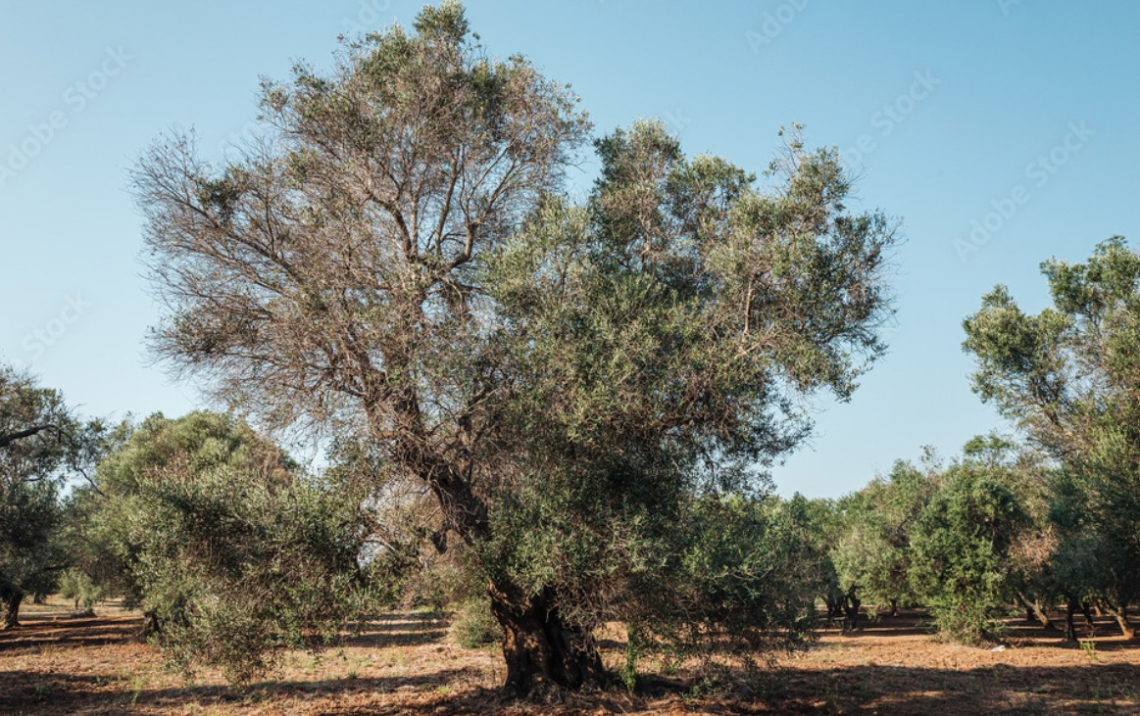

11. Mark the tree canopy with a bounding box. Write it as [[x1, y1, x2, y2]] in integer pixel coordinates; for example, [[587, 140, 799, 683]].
[[133, 0, 897, 694]]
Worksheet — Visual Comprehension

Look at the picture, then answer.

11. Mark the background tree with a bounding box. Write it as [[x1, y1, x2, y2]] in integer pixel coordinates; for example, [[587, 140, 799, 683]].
[[963, 435, 1062, 633], [831, 460, 933, 626], [964, 237, 1140, 639], [133, 2, 897, 693], [907, 452, 1028, 643], [0, 365, 83, 628], [76, 411, 368, 682]]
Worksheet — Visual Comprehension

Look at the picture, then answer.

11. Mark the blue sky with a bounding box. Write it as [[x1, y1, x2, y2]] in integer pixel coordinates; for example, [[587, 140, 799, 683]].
[[2, 1, 1137, 497]]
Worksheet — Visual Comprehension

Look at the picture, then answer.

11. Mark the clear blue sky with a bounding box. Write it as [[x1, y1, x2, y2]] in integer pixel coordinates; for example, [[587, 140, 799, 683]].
[[2, 1, 1137, 497]]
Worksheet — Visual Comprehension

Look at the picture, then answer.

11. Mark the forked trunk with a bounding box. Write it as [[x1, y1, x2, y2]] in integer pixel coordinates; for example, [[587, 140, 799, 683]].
[[488, 580, 605, 696], [2, 590, 22, 630]]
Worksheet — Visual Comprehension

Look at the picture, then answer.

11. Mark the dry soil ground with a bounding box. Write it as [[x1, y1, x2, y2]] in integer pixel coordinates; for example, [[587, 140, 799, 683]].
[[2, 598, 1139, 715]]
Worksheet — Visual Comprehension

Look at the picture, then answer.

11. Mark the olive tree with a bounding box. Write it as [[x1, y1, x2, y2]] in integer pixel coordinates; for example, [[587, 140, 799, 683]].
[[831, 460, 933, 626], [79, 411, 367, 682], [0, 366, 82, 628], [964, 237, 1140, 639], [908, 450, 1028, 643], [134, 2, 897, 693]]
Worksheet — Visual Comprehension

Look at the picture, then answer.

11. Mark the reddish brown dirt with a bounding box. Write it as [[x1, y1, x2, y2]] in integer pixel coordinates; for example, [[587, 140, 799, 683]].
[[1, 601, 1138, 715]]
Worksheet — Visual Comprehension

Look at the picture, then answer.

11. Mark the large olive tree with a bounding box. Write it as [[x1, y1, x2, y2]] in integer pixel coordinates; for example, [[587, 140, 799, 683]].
[[134, 2, 896, 693]]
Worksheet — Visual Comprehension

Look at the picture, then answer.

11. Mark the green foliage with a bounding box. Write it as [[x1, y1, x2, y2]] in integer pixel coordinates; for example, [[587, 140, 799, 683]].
[[831, 460, 933, 612], [451, 596, 502, 649], [964, 238, 1140, 611], [58, 568, 106, 612], [478, 118, 895, 662], [135, 1, 897, 690], [908, 458, 1027, 643], [621, 493, 827, 678], [0, 478, 64, 605], [84, 412, 367, 683], [0, 366, 88, 617]]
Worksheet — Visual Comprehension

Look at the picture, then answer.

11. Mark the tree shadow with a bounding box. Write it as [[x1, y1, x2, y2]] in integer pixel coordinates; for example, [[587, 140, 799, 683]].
[[0, 615, 141, 652], [749, 662, 1140, 715], [346, 612, 451, 648]]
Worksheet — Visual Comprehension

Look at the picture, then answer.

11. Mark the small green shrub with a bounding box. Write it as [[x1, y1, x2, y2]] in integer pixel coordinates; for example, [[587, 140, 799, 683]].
[[451, 597, 502, 649], [59, 569, 106, 613]]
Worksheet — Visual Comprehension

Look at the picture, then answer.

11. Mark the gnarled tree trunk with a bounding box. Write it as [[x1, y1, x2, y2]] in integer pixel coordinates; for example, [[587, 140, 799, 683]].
[[488, 581, 605, 695], [2, 590, 23, 630], [138, 610, 162, 641]]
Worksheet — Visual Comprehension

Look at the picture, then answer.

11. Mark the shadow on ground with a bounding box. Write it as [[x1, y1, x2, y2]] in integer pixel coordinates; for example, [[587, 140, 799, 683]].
[[1, 608, 1138, 714]]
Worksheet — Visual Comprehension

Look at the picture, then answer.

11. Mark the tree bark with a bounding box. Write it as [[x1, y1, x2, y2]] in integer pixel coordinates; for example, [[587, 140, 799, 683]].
[[1104, 603, 1135, 640], [1064, 597, 1080, 642], [137, 610, 161, 641], [1016, 590, 1055, 631], [370, 390, 606, 696], [1081, 601, 1096, 636], [2, 590, 22, 630], [487, 580, 605, 696], [0, 424, 56, 449], [842, 586, 861, 632], [889, 599, 899, 618]]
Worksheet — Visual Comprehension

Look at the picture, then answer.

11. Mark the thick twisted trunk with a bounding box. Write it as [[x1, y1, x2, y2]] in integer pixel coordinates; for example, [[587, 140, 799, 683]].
[[371, 391, 606, 695], [488, 581, 605, 695], [2, 590, 22, 630]]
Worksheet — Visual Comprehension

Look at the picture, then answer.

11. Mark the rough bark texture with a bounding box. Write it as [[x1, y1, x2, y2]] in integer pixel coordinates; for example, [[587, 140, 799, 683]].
[[488, 581, 605, 696], [2, 591, 22, 630]]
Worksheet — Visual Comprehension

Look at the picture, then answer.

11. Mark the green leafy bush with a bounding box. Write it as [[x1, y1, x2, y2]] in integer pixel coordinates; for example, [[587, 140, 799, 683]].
[[83, 412, 369, 683], [451, 596, 502, 649], [909, 462, 1026, 643]]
